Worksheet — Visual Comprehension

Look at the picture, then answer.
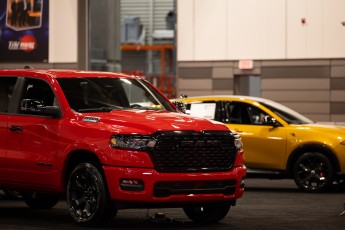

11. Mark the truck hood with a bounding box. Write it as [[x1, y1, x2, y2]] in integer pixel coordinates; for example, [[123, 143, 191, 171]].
[[77, 109, 229, 134]]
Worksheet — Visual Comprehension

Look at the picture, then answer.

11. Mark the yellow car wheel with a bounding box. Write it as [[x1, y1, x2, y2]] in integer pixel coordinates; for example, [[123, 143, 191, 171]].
[[292, 152, 334, 193]]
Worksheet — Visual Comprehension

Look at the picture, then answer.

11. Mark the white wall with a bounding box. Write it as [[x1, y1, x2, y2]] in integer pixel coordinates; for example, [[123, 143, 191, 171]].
[[49, 0, 78, 63], [177, 0, 194, 60], [177, 0, 345, 61], [227, 0, 285, 60], [287, 0, 323, 58], [322, 0, 345, 58], [194, 0, 227, 60]]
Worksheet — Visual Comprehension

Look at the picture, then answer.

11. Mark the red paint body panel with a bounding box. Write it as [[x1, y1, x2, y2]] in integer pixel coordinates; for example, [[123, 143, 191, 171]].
[[103, 165, 246, 203], [0, 69, 246, 207]]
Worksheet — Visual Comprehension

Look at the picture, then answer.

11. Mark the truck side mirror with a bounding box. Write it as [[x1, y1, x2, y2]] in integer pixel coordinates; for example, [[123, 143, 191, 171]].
[[20, 99, 61, 118], [172, 101, 186, 113]]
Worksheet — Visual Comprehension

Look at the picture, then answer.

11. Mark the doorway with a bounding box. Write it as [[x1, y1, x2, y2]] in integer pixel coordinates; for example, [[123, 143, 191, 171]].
[[234, 75, 261, 97]]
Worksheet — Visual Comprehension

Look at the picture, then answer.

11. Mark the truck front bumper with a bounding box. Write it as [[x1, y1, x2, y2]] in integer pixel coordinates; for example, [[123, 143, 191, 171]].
[[103, 165, 246, 206]]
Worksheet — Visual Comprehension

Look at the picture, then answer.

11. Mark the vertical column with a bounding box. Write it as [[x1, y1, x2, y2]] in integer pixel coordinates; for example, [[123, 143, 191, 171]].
[[106, 0, 121, 72]]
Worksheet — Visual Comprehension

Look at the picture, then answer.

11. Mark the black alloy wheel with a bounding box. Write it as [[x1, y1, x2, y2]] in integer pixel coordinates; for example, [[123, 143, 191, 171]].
[[66, 162, 117, 227], [183, 203, 231, 224], [293, 152, 334, 192]]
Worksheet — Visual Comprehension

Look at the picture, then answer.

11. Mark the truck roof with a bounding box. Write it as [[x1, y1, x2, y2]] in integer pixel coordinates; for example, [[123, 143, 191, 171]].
[[0, 69, 140, 79]]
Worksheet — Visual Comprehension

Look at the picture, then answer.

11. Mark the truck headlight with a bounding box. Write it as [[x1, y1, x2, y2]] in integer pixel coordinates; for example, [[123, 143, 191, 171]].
[[110, 135, 157, 150]]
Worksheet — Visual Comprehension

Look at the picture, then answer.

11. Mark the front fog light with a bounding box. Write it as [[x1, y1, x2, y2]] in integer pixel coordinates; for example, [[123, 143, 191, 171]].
[[120, 178, 144, 192]]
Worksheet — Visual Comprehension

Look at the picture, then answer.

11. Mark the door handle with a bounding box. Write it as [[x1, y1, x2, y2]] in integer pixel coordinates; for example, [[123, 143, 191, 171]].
[[9, 125, 23, 132], [234, 129, 243, 133]]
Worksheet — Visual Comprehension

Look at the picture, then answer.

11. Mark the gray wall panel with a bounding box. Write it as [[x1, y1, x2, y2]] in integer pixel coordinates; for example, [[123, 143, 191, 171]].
[[178, 79, 212, 90], [213, 90, 234, 95], [282, 102, 330, 114], [331, 102, 345, 114], [179, 67, 212, 78], [261, 60, 330, 67], [261, 91, 329, 102], [177, 59, 345, 122], [178, 90, 213, 97], [331, 90, 345, 101], [178, 62, 213, 67], [307, 114, 330, 122], [213, 67, 234, 78], [213, 79, 233, 90], [261, 66, 330, 78], [331, 78, 345, 90], [261, 78, 330, 90], [331, 66, 345, 78], [331, 114, 345, 122]]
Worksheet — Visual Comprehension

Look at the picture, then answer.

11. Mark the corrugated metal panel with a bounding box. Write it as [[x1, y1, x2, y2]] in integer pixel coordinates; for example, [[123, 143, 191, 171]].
[[121, 0, 174, 44], [121, 0, 175, 76]]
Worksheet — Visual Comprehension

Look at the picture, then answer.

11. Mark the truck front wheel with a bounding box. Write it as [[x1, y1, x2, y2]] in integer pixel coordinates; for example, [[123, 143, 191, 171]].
[[66, 162, 117, 227], [183, 203, 231, 224]]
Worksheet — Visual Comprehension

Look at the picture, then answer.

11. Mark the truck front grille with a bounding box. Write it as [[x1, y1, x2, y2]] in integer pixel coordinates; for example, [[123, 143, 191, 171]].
[[150, 131, 237, 172]]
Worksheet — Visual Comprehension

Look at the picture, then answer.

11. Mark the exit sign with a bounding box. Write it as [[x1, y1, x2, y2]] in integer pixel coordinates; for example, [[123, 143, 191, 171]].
[[238, 60, 254, 70]]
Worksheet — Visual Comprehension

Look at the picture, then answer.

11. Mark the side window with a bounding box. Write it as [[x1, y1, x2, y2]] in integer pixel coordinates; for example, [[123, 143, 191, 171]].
[[248, 106, 270, 125], [225, 102, 254, 125], [20, 78, 56, 114], [0, 77, 18, 113], [224, 101, 270, 125]]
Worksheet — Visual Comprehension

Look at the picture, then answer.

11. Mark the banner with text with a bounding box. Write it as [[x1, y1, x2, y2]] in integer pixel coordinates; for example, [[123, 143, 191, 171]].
[[0, 0, 49, 62]]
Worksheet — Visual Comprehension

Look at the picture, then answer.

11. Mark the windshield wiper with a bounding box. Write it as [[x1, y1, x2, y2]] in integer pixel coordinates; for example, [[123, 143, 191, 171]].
[[78, 105, 122, 112], [131, 106, 161, 111]]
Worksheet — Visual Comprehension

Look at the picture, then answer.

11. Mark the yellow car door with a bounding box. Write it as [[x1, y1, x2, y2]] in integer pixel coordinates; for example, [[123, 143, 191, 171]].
[[226, 123, 287, 170], [223, 101, 288, 170]]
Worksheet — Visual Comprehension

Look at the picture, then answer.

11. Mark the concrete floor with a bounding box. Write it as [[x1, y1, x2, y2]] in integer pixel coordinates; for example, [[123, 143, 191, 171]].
[[0, 178, 344, 230]]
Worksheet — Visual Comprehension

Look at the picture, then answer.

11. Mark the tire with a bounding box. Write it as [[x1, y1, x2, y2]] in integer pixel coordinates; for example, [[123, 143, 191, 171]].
[[292, 152, 334, 193], [183, 203, 231, 224], [66, 162, 117, 227], [3, 190, 22, 200], [22, 192, 60, 209]]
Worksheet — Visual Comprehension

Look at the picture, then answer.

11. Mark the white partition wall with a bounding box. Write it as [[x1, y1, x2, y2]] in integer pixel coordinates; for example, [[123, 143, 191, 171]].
[[177, 0, 194, 61], [323, 0, 345, 58], [226, 0, 286, 60], [287, 0, 323, 58], [49, 0, 78, 63], [194, 0, 227, 60], [177, 0, 345, 61]]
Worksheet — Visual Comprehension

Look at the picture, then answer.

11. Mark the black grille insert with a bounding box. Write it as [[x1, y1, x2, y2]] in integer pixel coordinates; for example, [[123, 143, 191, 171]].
[[153, 180, 237, 197], [150, 131, 237, 172]]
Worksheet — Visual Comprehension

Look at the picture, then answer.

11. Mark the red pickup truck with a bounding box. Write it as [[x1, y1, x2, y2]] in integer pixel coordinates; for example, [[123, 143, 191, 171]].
[[0, 68, 246, 227]]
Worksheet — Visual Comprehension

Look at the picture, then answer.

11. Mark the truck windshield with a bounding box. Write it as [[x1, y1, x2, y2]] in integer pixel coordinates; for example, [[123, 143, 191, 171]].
[[57, 77, 175, 113]]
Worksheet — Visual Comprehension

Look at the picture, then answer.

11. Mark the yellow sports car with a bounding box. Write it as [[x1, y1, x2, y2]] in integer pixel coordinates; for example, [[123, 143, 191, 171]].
[[172, 95, 345, 192]]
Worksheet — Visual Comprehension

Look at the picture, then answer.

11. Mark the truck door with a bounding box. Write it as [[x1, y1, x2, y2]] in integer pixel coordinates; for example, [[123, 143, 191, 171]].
[[0, 77, 18, 181], [6, 78, 61, 187]]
